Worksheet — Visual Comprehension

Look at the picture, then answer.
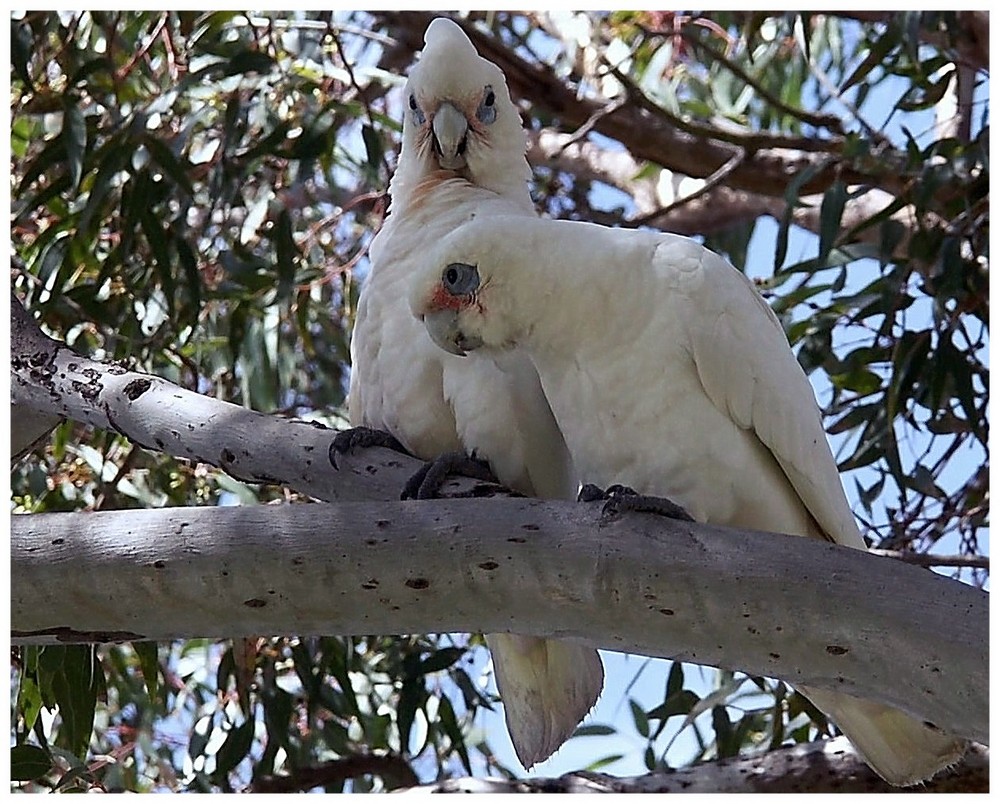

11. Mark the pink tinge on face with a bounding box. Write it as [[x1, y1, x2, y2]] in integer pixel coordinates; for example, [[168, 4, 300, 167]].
[[429, 284, 471, 312]]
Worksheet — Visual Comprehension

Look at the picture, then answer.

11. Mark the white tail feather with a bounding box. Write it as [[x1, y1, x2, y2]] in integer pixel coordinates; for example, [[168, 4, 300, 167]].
[[486, 634, 604, 769], [800, 684, 968, 786]]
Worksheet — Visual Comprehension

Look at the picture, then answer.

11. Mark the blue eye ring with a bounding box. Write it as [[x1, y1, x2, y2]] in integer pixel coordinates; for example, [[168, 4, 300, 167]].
[[442, 262, 480, 295], [476, 85, 497, 125]]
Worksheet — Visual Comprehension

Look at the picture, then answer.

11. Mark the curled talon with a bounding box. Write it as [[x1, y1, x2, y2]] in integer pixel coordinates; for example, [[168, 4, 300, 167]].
[[579, 482, 695, 522], [329, 426, 408, 470], [402, 450, 498, 499]]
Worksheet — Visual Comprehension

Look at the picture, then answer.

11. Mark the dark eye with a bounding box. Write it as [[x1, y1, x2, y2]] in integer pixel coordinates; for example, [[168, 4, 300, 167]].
[[408, 93, 425, 125], [476, 85, 497, 124], [442, 262, 480, 295]]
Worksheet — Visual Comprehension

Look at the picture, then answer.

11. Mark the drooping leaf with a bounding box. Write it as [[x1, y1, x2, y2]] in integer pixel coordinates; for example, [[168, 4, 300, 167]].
[[646, 689, 700, 721], [132, 642, 159, 701], [212, 717, 255, 779], [437, 694, 471, 775], [37, 645, 103, 761], [62, 95, 87, 192], [630, 698, 650, 738], [10, 744, 53, 783]]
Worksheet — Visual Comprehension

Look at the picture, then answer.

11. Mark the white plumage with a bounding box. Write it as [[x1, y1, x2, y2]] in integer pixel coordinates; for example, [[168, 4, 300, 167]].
[[347, 18, 603, 768], [410, 214, 968, 785]]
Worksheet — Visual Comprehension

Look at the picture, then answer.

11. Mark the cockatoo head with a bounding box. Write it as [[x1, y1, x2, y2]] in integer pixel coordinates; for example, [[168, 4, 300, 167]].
[[409, 218, 526, 356], [395, 17, 530, 198]]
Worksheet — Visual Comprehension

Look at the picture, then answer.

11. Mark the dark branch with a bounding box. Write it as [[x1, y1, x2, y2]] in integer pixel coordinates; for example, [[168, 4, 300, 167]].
[[252, 753, 419, 793], [403, 737, 988, 793]]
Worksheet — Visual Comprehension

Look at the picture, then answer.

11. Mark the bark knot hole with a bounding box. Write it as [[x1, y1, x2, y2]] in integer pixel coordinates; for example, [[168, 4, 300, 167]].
[[123, 377, 152, 400]]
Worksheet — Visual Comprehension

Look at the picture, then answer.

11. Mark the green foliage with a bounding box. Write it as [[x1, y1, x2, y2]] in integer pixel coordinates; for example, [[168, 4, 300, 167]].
[[11, 10, 987, 792]]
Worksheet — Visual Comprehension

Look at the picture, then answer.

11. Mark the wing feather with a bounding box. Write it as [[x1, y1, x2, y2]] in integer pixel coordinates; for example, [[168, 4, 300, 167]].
[[667, 240, 864, 549]]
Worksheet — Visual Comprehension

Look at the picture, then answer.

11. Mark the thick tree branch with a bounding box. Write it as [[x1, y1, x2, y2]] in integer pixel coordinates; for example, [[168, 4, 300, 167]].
[[399, 737, 988, 793], [10, 498, 988, 745], [10, 292, 64, 463], [9, 290, 491, 503], [252, 753, 419, 793]]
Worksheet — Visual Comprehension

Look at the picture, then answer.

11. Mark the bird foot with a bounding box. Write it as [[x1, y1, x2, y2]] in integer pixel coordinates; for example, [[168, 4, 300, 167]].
[[329, 426, 409, 469], [401, 451, 499, 500], [578, 483, 695, 522]]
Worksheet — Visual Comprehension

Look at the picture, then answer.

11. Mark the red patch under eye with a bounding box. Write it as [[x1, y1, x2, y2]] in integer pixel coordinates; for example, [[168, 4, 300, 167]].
[[430, 285, 470, 311]]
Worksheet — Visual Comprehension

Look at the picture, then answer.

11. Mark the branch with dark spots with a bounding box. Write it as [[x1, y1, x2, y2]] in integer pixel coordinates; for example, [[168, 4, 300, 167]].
[[11, 500, 988, 746], [11, 290, 65, 463], [11, 290, 484, 503], [11, 288, 988, 769]]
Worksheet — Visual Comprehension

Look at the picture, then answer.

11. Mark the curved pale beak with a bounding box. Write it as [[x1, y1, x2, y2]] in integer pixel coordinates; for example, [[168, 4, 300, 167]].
[[424, 309, 482, 357], [431, 102, 469, 170]]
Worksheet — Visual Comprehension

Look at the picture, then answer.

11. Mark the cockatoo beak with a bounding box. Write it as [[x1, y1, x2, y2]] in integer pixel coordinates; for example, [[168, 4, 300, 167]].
[[424, 309, 482, 356], [431, 102, 469, 170]]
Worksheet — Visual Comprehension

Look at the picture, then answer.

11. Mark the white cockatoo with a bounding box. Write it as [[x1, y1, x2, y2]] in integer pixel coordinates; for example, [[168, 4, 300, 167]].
[[409, 215, 969, 786], [345, 18, 604, 767]]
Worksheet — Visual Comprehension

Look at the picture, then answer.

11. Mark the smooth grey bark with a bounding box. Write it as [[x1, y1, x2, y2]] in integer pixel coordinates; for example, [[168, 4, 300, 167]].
[[11, 496, 988, 745]]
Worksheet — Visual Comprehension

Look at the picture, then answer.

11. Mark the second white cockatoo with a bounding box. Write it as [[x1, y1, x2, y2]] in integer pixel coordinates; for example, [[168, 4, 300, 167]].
[[343, 18, 604, 767], [409, 214, 969, 786]]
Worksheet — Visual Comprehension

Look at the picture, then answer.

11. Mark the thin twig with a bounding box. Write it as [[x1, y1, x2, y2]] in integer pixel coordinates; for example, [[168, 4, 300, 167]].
[[868, 549, 989, 570], [114, 13, 168, 81], [627, 151, 745, 228], [557, 97, 627, 155]]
